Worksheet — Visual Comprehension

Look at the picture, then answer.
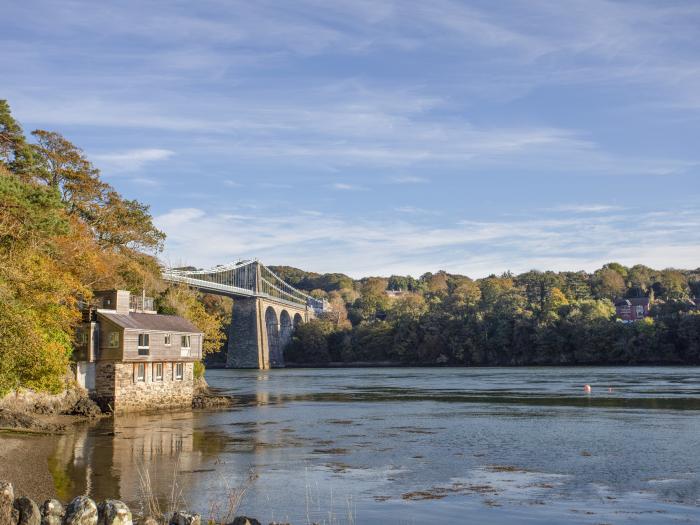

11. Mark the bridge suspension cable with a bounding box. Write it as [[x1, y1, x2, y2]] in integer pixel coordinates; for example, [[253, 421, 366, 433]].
[[162, 259, 327, 313]]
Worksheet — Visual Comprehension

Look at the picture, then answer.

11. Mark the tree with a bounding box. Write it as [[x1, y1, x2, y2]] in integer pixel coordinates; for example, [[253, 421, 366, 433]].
[[627, 265, 653, 295], [158, 285, 226, 357], [592, 268, 626, 300], [30, 130, 165, 255], [0, 100, 34, 174], [287, 320, 333, 363], [653, 269, 689, 300], [0, 166, 83, 395]]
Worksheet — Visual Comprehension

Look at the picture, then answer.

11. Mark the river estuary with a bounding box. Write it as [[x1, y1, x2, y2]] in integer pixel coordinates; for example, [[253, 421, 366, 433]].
[[1, 367, 700, 524]]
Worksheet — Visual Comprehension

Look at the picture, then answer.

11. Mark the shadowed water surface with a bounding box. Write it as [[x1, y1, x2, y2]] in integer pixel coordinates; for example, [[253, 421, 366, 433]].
[[3, 367, 700, 523]]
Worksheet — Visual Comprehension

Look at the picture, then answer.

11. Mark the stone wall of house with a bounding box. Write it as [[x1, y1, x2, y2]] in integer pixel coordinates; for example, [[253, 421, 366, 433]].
[[93, 361, 194, 413]]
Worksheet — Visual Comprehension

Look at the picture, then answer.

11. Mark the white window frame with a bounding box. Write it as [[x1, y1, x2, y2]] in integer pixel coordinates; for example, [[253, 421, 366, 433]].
[[164, 333, 171, 346], [107, 332, 120, 348], [137, 333, 150, 355], [175, 362, 184, 381], [181, 334, 191, 357], [153, 362, 163, 382], [135, 363, 145, 382]]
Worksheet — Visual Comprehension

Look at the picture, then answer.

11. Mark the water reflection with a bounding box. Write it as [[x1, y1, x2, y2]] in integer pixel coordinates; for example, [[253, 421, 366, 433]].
[[48, 412, 215, 511], [5, 367, 700, 524]]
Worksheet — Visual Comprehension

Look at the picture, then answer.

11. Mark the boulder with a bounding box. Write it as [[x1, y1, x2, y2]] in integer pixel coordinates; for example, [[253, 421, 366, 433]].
[[230, 518, 261, 525], [0, 482, 14, 524], [64, 496, 98, 525], [97, 500, 132, 525], [64, 397, 102, 418], [169, 512, 201, 525], [40, 499, 65, 525], [13, 496, 41, 525]]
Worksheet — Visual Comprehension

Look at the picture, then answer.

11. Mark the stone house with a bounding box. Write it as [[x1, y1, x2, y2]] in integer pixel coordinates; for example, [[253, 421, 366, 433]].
[[74, 290, 203, 413], [615, 297, 651, 322]]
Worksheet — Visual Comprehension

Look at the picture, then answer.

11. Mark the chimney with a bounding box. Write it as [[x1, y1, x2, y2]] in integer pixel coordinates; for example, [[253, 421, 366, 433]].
[[115, 290, 131, 315]]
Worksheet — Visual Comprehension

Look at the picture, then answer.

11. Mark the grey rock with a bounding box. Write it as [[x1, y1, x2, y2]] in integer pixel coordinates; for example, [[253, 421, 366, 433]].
[[13, 497, 41, 525], [169, 512, 201, 525], [230, 518, 261, 525], [0, 482, 14, 524], [97, 500, 132, 525], [64, 496, 98, 525], [40, 499, 64, 525]]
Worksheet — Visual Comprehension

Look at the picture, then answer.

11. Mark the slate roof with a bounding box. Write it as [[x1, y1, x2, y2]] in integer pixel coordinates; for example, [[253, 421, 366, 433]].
[[98, 311, 202, 333]]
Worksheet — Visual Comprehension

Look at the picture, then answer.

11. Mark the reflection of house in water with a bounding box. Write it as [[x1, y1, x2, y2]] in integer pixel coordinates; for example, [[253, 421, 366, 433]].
[[47, 413, 212, 509]]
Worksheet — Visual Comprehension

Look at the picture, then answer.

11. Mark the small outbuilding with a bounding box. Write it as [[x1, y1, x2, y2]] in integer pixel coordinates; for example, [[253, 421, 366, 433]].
[[73, 290, 203, 413]]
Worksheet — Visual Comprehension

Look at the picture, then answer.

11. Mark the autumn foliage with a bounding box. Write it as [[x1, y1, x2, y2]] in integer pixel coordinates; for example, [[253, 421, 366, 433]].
[[0, 100, 224, 395]]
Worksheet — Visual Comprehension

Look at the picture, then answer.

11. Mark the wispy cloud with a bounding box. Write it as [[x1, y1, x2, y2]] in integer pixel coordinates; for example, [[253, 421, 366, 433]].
[[331, 182, 366, 191], [91, 148, 174, 172], [4, 0, 700, 277], [389, 175, 429, 184], [156, 205, 700, 277], [548, 204, 624, 213]]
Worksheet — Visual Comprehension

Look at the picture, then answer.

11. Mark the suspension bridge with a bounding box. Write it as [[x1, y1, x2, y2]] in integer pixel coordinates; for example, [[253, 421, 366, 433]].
[[162, 260, 328, 369]]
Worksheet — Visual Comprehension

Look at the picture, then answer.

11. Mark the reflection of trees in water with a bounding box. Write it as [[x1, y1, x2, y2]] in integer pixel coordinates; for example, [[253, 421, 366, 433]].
[[48, 422, 119, 501]]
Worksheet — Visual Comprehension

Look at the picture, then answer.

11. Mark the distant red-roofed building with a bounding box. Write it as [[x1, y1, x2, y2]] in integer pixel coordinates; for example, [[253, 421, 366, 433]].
[[615, 297, 651, 322]]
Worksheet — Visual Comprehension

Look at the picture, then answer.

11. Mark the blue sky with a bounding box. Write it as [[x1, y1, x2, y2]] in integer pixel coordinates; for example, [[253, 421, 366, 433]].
[[4, 0, 700, 277]]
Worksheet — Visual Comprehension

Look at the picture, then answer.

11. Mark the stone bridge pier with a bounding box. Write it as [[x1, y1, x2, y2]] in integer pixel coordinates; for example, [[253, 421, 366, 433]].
[[227, 297, 311, 369]]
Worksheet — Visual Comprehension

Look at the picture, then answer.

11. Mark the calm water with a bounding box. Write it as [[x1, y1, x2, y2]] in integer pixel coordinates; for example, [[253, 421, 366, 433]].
[[5, 367, 700, 523]]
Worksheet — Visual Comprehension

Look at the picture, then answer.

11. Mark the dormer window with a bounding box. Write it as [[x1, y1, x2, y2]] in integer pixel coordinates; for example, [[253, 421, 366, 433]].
[[138, 333, 150, 355]]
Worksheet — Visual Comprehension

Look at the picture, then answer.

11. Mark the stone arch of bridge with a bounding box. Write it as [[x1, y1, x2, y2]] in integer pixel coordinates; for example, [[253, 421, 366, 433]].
[[265, 306, 281, 367], [293, 312, 303, 327], [279, 310, 293, 366]]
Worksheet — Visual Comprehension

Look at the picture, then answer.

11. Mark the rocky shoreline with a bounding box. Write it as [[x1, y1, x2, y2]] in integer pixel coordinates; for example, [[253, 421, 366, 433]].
[[1, 481, 271, 525], [0, 382, 234, 435]]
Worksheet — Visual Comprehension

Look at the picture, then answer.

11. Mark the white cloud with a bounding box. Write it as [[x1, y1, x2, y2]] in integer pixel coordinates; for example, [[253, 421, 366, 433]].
[[155, 205, 700, 278], [331, 182, 366, 191], [91, 148, 174, 172], [548, 204, 624, 213], [390, 175, 429, 184]]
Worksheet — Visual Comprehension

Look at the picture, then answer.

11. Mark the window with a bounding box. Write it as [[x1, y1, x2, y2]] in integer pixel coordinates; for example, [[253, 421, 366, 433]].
[[137, 333, 150, 355], [164, 333, 171, 346], [153, 363, 163, 381], [175, 362, 184, 380], [181, 335, 191, 349], [135, 363, 145, 382], [75, 329, 87, 345], [107, 332, 120, 348], [635, 305, 645, 317]]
